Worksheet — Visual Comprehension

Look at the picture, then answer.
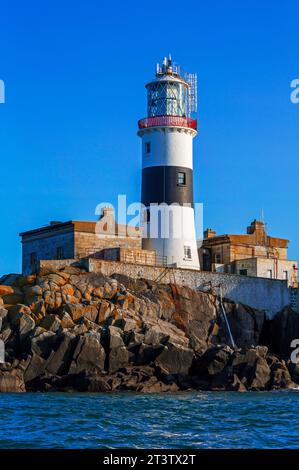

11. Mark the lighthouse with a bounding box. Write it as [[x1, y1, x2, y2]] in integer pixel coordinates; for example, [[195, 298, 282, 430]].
[[138, 56, 200, 269]]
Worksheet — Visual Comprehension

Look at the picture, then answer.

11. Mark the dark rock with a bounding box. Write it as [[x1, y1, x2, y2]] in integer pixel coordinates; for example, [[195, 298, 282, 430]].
[[109, 346, 129, 373], [24, 353, 46, 383], [69, 332, 105, 374], [192, 345, 233, 379], [155, 341, 194, 375], [135, 343, 164, 365], [227, 374, 247, 392], [45, 331, 78, 375], [220, 302, 265, 349], [31, 330, 57, 359], [74, 370, 111, 392], [249, 357, 271, 390], [39, 314, 61, 333], [262, 306, 299, 358], [136, 376, 179, 393]]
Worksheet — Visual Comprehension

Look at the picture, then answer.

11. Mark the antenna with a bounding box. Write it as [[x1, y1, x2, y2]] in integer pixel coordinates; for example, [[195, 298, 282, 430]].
[[185, 72, 198, 115]]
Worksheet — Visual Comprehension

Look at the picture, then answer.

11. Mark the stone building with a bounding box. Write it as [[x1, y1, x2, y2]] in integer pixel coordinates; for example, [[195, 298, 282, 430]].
[[20, 208, 147, 275], [199, 220, 298, 287]]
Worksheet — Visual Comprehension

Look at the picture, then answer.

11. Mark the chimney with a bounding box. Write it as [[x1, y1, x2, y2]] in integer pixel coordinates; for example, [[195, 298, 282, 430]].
[[247, 220, 265, 235], [99, 206, 115, 221], [204, 228, 217, 239]]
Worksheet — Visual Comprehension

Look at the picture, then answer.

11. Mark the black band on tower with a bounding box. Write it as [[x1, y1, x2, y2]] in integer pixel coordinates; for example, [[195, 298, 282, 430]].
[[141, 166, 194, 208]]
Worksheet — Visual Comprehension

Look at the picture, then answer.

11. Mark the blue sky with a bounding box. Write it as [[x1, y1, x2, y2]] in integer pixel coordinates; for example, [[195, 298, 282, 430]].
[[0, 0, 298, 275]]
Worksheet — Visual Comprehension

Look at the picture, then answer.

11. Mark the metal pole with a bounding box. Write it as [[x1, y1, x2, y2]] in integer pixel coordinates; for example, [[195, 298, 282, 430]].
[[219, 285, 236, 349]]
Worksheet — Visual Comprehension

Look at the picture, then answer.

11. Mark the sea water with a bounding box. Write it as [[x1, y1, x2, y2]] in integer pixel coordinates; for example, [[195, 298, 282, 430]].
[[0, 391, 298, 448]]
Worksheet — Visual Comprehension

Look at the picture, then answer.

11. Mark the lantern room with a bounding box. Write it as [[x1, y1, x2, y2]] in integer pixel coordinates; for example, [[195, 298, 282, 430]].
[[146, 56, 189, 118]]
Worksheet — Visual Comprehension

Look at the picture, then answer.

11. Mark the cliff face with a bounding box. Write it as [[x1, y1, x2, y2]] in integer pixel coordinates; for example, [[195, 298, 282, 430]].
[[0, 267, 297, 393]]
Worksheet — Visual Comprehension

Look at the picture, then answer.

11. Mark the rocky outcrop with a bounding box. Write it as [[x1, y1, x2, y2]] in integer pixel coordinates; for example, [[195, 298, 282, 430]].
[[0, 267, 297, 392], [261, 306, 299, 358]]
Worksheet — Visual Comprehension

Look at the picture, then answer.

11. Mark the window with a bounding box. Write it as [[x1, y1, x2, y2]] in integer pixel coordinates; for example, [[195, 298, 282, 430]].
[[267, 269, 273, 279], [215, 253, 222, 264], [145, 142, 151, 154], [56, 246, 64, 260], [283, 271, 288, 281], [30, 252, 37, 266], [177, 171, 186, 185], [239, 269, 248, 276], [184, 245, 192, 260]]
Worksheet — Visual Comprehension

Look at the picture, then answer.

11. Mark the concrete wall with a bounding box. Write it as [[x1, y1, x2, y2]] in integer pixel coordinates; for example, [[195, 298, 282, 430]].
[[233, 258, 297, 287]]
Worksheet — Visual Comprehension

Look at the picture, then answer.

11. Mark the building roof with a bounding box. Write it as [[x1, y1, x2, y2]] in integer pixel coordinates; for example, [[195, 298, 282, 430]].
[[203, 220, 289, 249], [20, 219, 142, 239]]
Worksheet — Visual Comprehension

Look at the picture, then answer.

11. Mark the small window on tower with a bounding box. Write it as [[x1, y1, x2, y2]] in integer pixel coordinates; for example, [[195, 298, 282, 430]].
[[177, 172, 186, 185], [184, 246, 192, 260], [145, 142, 151, 154]]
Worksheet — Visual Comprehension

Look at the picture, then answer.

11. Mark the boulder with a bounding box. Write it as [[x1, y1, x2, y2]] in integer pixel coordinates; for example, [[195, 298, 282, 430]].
[[192, 345, 233, 378], [143, 325, 169, 345], [23, 285, 43, 305], [135, 343, 164, 365], [31, 330, 57, 359], [60, 312, 75, 328], [82, 304, 99, 323], [2, 286, 24, 304], [39, 314, 61, 333], [227, 374, 247, 392], [46, 273, 69, 286], [249, 357, 271, 390], [271, 362, 295, 389], [19, 315, 35, 342], [136, 376, 179, 393], [74, 370, 111, 392], [8, 304, 32, 327], [17, 275, 36, 288], [64, 302, 86, 322], [0, 286, 14, 296], [69, 332, 105, 374], [24, 353, 46, 383], [108, 326, 124, 348], [0, 369, 25, 392], [109, 346, 129, 373], [7, 304, 35, 341], [155, 341, 194, 375], [45, 331, 78, 376], [166, 286, 217, 353], [220, 302, 265, 349], [97, 300, 113, 323]]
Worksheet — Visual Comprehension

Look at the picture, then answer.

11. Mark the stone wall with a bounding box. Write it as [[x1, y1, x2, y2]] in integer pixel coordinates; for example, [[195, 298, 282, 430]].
[[74, 232, 142, 258], [101, 247, 157, 266]]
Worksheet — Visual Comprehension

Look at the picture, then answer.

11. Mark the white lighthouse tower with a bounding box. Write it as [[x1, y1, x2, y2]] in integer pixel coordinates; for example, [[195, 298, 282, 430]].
[[138, 56, 200, 269]]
